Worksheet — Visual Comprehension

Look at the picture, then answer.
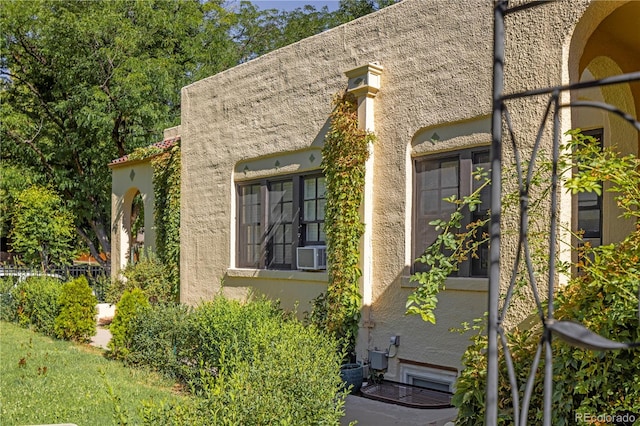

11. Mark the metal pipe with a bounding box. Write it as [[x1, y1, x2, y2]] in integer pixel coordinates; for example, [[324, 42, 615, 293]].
[[487, 1, 507, 424]]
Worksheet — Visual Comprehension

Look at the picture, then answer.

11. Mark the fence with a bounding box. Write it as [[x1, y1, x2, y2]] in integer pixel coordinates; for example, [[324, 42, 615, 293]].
[[0, 265, 110, 302]]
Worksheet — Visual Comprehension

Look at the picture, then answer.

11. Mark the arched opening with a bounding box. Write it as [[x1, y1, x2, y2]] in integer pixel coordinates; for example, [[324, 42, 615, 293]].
[[568, 1, 640, 246], [118, 186, 144, 272], [129, 191, 145, 264]]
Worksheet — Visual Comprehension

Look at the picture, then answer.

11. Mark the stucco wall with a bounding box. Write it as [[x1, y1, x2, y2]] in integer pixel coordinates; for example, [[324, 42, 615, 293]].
[[110, 161, 156, 277], [179, 0, 634, 378]]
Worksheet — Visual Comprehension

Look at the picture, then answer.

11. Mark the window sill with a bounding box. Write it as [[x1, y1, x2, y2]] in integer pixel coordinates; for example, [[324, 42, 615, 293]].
[[226, 268, 328, 283], [401, 276, 488, 293]]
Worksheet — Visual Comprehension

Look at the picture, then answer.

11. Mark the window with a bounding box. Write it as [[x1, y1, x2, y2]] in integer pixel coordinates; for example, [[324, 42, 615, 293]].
[[302, 176, 326, 245], [577, 128, 603, 248], [413, 148, 490, 277], [237, 174, 325, 270]]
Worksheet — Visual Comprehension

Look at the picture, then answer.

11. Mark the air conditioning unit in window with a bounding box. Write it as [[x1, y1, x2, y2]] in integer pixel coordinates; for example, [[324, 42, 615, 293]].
[[297, 246, 327, 270]]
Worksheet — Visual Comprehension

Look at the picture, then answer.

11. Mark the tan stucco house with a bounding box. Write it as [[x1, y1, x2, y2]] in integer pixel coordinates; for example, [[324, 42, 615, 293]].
[[111, 0, 639, 390]]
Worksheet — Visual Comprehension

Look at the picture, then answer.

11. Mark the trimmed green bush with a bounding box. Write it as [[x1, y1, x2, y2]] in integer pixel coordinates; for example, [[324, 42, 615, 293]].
[[108, 288, 149, 359], [177, 297, 281, 390], [8, 276, 63, 336], [138, 296, 348, 425], [106, 251, 174, 305], [54, 276, 97, 342], [126, 303, 190, 377]]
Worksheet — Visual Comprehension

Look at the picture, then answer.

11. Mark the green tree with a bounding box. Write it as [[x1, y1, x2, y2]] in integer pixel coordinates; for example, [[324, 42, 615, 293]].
[[0, 0, 238, 266], [0, 163, 41, 244], [334, 0, 399, 22], [1, 0, 398, 269], [230, 2, 337, 62], [11, 186, 76, 269]]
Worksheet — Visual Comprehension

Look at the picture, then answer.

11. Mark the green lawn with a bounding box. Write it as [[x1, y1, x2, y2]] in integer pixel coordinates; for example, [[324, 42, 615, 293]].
[[0, 321, 190, 425]]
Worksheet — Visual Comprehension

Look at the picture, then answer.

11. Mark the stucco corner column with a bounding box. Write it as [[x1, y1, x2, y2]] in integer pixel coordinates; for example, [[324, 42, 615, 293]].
[[345, 63, 382, 353]]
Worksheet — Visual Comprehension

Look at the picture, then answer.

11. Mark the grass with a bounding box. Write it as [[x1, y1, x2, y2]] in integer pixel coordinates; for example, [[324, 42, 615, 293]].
[[0, 321, 190, 425]]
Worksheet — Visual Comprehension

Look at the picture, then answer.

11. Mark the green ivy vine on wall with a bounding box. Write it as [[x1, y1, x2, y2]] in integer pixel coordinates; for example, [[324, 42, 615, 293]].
[[128, 141, 181, 302], [151, 143, 181, 302], [318, 91, 374, 355]]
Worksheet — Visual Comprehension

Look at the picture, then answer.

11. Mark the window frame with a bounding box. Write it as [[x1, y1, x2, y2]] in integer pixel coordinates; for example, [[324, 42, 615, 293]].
[[236, 172, 325, 270], [576, 128, 603, 248], [412, 146, 491, 278]]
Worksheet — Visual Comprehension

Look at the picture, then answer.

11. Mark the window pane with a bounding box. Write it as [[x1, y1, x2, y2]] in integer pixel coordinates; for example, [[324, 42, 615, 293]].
[[284, 224, 292, 243], [440, 161, 458, 187], [284, 245, 292, 264], [421, 190, 439, 215], [317, 177, 326, 198], [304, 200, 316, 221], [576, 129, 603, 246], [578, 209, 601, 237], [578, 191, 598, 207], [283, 181, 293, 202], [274, 225, 283, 242], [318, 199, 326, 219], [281, 202, 292, 222], [275, 245, 284, 264], [306, 223, 318, 241], [251, 203, 259, 223], [270, 192, 284, 212], [473, 152, 490, 212], [421, 169, 439, 189], [304, 178, 316, 200]]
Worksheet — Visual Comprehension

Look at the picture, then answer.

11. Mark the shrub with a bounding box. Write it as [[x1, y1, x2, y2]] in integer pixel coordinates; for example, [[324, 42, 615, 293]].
[[452, 131, 640, 423], [453, 229, 640, 425], [106, 251, 174, 305], [54, 276, 97, 342], [108, 288, 149, 359], [207, 319, 346, 425], [126, 303, 190, 377], [177, 296, 280, 389], [138, 296, 348, 425], [8, 276, 63, 336]]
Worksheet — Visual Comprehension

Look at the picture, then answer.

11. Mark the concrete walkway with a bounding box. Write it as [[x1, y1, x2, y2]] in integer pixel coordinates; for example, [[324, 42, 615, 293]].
[[90, 326, 112, 349], [89, 305, 457, 425], [90, 303, 114, 350], [342, 395, 457, 426]]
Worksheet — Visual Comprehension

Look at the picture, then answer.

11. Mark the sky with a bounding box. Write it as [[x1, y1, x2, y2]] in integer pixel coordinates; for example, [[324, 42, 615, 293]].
[[250, 1, 341, 12]]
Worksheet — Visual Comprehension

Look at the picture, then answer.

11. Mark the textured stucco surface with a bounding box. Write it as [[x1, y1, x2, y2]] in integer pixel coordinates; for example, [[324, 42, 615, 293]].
[[178, 0, 638, 377]]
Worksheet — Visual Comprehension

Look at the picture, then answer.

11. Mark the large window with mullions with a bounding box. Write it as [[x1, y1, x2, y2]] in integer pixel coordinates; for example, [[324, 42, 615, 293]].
[[413, 147, 490, 277], [237, 173, 325, 270]]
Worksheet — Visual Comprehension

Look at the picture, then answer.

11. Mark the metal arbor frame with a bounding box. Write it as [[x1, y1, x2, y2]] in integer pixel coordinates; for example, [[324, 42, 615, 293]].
[[486, 1, 640, 425]]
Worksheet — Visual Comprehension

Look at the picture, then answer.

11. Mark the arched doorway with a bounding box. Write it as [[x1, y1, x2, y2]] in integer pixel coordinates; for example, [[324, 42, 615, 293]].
[[129, 191, 145, 264], [568, 0, 640, 246], [109, 158, 156, 277]]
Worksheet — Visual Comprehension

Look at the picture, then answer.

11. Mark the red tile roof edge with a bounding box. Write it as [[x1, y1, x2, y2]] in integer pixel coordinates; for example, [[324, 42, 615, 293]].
[[109, 136, 180, 167]]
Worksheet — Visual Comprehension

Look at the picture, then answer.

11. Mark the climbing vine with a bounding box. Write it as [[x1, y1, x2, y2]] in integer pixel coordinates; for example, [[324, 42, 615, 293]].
[[127, 141, 181, 302], [319, 91, 374, 355], [150, 143, 181, 302]]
